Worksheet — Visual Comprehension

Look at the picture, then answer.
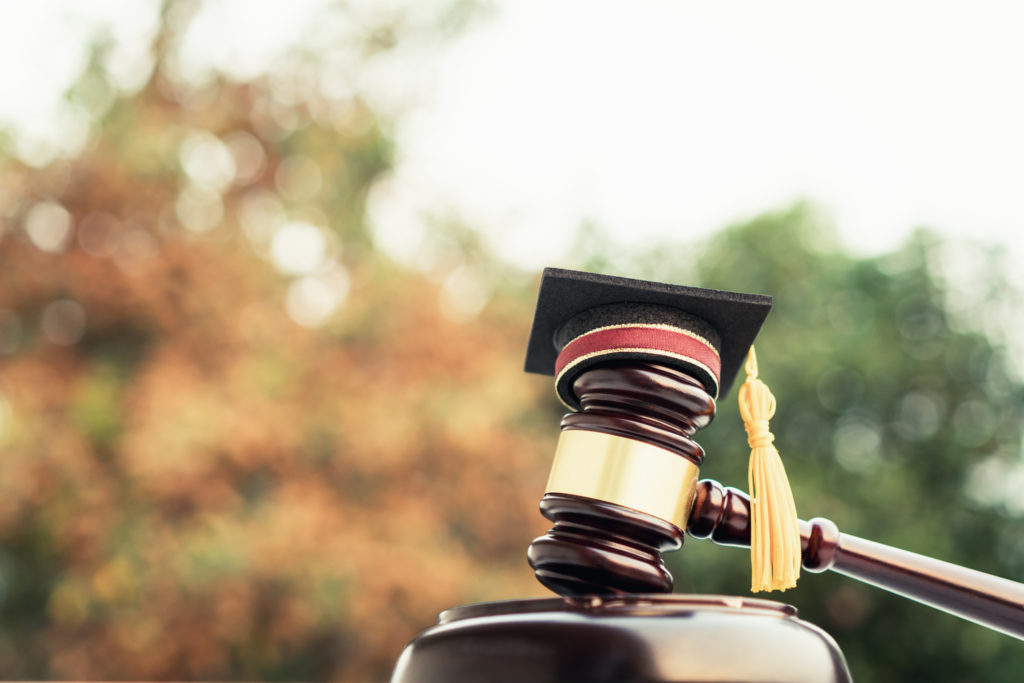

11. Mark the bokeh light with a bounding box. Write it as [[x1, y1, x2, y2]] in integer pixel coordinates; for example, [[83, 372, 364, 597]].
[[2, 2, 1024, 682], [25, 201, 73, 253], [180, 130, 236, 191], [285, 267, 350, 328], [41, 299, 87, 346], [176, 186, 224, 233], [270, 221, 328, 276], [77, 212, 119, 258]]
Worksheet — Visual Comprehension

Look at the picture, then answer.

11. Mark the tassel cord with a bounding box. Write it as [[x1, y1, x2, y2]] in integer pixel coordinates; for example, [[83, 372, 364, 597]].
[[739, 347, 801, 593]]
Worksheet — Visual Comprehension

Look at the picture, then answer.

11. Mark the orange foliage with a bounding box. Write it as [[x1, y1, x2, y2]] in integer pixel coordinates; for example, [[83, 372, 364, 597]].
[[0, 15, 555, 680]]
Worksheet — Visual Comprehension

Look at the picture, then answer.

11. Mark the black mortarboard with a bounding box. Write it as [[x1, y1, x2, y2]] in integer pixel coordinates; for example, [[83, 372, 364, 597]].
[[524, 268, 772, 409]]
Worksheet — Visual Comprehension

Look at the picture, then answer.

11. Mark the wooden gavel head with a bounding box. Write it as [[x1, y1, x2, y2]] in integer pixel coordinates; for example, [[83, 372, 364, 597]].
[[392, 269, 865, 683], [523, 268, 772, 597]]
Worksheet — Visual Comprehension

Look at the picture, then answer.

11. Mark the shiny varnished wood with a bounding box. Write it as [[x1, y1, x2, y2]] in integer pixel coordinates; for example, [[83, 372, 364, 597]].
[[528, 493, 684, 595], [689, 479, 1024, 639], [561, 363, 715, 464], [529, 362, 716, 596], [392, 595, 852, 683]]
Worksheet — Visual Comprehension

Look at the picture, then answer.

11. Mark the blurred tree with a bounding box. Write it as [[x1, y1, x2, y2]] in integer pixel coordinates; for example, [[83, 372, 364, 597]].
[[3, 1, 1024, 682], [0, 1, 555, 681], [641, 206, 1024, 683]]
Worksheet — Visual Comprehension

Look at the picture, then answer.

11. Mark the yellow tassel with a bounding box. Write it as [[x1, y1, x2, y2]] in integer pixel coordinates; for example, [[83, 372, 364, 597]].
[[738, 347, 801, 592]]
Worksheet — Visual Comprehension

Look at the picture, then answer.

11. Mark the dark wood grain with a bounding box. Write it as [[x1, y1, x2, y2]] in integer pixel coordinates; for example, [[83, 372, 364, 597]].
[[561, 362, 715, 464], [528, 493, 683, 595], [392, 595, 853, 683], [529, 362, 715, 596], [689, 479, 1024, 639]]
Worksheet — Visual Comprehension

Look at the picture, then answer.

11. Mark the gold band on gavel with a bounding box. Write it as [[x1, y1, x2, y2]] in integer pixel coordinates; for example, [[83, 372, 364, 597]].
[[545, 430, 700, 530]]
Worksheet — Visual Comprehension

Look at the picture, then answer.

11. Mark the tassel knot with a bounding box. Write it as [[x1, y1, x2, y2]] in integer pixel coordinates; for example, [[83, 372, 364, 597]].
[[745, 420, 774, 449]]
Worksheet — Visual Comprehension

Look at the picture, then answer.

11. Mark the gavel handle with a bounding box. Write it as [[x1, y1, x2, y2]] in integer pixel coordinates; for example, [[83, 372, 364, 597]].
[[687, 479, 1024, 640]]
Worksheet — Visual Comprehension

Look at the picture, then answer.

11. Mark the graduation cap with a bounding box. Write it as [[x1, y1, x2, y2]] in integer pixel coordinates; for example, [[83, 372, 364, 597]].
[[524, 268, 773, 410]]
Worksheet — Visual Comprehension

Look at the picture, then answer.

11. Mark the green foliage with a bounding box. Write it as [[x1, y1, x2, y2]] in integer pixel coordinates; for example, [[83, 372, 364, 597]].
[[642, 205, 1024, 682], [2, 2, 1024, 682]]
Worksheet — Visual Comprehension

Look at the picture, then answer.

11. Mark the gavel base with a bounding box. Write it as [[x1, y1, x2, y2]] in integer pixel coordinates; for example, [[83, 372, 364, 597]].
[[391, 594, 852, 683]]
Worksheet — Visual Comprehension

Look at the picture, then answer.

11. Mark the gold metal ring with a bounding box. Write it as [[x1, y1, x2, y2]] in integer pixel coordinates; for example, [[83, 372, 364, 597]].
[[545, 429, 700, 530]]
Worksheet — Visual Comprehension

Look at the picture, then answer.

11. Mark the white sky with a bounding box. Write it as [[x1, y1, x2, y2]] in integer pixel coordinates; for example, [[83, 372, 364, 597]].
[[3, 0, 1024, 272], [388, 0, 1024, 268]]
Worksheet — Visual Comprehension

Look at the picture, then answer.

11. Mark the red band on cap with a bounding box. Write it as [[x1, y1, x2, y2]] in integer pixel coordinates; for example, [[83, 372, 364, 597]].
[[555, 325, 722, 391]]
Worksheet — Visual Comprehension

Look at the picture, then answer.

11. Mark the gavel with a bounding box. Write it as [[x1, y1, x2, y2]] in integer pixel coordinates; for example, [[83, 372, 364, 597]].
[[525, 268, 1024, 640], [392, 268, 1024, 683]]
